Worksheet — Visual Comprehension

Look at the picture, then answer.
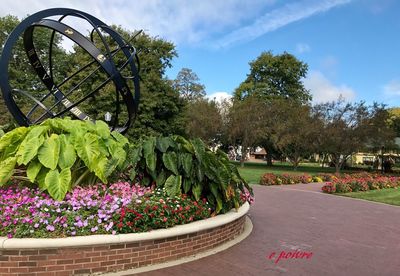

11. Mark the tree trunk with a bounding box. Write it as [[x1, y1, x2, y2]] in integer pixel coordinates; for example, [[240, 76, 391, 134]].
[[240, 146, 247, 168], [335, 162, 340, 173], [321, 154, 327, 168], [266, 151, 273, 166]]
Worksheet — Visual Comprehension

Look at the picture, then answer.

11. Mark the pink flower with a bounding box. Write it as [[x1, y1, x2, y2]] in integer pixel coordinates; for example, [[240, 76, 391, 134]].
[[46, 225, 55, 232]]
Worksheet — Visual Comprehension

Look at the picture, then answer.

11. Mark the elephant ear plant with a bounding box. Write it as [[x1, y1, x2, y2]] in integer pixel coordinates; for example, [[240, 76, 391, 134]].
[[0, 118, 128, 200], [122, 136, 253, 214]]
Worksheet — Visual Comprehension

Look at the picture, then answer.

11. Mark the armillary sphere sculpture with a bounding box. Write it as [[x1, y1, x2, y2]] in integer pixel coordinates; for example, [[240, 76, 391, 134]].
[[0, 8, 140, 133]]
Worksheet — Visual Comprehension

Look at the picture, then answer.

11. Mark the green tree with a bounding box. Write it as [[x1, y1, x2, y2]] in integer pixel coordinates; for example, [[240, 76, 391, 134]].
[[234, 51, 311, 103], [267, 100, 320, 170], [233, 51, 312, 165], [313, 99, 395, 172], [184, 98, 223, 145], [173, 68, 206, 102], [226, 95, 267, 167], [127, 31, 186, 139], [387, 107, 400, 137]]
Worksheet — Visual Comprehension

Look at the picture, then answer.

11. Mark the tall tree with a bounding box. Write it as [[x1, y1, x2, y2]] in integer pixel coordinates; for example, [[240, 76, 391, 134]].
[[184, 98, 223, 145], [387, 107, 400, 137], [234, 51, 311, 103], [313, 99, 395, 172], [267, 100, 320, 170], [234, 51, 312, 165], [173, 68, 206, 101], [226, 95, 267, 167]]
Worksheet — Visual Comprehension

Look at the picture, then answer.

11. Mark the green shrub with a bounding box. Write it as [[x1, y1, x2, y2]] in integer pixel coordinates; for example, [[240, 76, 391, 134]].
[[0, 118, 128, 200], [120, 136, 252, 214]]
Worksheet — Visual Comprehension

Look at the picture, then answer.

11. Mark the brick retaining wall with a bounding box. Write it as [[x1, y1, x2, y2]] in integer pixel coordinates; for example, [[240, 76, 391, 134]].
[[0, 216, 246, 276]]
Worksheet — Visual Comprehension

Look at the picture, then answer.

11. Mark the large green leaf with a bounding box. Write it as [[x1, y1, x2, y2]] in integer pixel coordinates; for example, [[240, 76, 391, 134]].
[[162, 152, 178, 175], [93, 156, 110, 183], [41, 117, 76, 133], [209, 183, 223, 213], [156, 170, 167, 187], [74, 133, 100, 170], [95, 120, 110, 139], [0, 157, 16, 185], [143, 137, 156, 172], [0, 127, 28, 159], [173, 136, 194, 153], [27, 159, 42, 183], [143, 137, 156, 157], [183, 178, 192, 194], [145, 153, 157, 173], [17, 136, 44, 165], [36, 167, 49, 190], [156, 136, 174, 152], [164, 175, 182, 197], [128, 145, 142, 166], [38, 134, 60, 170], [24, 126, 49, 141], [108, 142, 126, 168], [196, 161, 204, 183], [111, 131, 129, 146], [191, 138, 205, 162], [0, 127, 28, 153], [192, 182, 202, 201], [180, 153, 193, 176], [58, 135, 76, 169], [46, 168, 71, 201]]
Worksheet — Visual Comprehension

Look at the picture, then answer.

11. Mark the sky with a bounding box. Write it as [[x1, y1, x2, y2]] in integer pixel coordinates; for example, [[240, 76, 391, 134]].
[[1, 0, 400, 106]]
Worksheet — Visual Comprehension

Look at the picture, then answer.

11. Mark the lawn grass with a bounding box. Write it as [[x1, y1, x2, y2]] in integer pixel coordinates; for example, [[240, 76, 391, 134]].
[[341, 188, 400, 206], [236, 161, 356, 184]]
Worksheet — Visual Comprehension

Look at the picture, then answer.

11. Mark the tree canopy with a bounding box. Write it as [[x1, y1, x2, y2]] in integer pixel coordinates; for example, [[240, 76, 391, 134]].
[[234, 51, 311, 104], [173, 68, 206, 102]]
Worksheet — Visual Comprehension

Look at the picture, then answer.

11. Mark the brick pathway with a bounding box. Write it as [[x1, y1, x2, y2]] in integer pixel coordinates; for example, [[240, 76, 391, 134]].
[[133, 184, 400, 276]]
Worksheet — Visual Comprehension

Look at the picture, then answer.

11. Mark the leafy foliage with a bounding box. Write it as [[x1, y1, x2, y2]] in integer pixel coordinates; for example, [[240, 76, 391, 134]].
[[233, 51, 311, 104], [0, 118, 128, 200], [121, 135, 252, 214], [173, 67, 206, 102]]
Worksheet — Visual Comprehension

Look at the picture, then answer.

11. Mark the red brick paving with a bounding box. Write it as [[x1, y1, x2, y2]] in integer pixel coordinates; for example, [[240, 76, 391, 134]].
[[137, 184, 400, 276]]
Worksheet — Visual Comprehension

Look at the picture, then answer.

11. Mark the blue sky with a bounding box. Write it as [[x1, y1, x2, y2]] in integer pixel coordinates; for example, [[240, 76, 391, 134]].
[[1, 0, 400, 106]]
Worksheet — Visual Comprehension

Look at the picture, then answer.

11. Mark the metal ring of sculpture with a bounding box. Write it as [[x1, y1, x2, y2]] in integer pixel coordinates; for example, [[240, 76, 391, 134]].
[[0, 8, 140, 133]]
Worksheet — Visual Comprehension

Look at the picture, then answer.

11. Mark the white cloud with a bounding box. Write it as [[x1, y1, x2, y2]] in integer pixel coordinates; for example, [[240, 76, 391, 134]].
[[0, 0, 272, 45], [214, 0, 351, 48], [296, 43, 311, 54], [304, 71, 356, 103], [383, 79, 400, 96], [206, 91, 232, 104]]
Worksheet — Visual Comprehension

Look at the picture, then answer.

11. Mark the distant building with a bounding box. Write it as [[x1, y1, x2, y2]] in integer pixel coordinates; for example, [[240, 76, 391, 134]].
[[249, 147, 267, 162]]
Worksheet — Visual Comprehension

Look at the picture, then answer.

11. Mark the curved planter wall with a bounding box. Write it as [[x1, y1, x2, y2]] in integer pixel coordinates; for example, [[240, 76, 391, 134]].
[[0, 202, 249, 276]]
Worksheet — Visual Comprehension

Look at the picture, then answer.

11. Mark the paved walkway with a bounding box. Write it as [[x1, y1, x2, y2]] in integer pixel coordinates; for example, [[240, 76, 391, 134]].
[[136, 183, 400, 276]]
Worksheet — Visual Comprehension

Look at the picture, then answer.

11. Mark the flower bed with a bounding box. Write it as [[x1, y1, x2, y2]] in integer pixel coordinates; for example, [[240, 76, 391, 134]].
[[0, 182, 220, 239], [259, 173, 323, 185], [0, 203, 249, 276], [322, 173, 400, 193]]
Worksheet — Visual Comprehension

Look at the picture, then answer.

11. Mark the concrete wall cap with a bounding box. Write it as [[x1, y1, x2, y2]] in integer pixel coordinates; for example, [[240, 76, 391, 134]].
[[1, 202, 249, 249]]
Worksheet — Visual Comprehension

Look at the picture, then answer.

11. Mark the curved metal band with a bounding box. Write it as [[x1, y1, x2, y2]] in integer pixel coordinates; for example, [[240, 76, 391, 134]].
[[23, 19, 126, 122]]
